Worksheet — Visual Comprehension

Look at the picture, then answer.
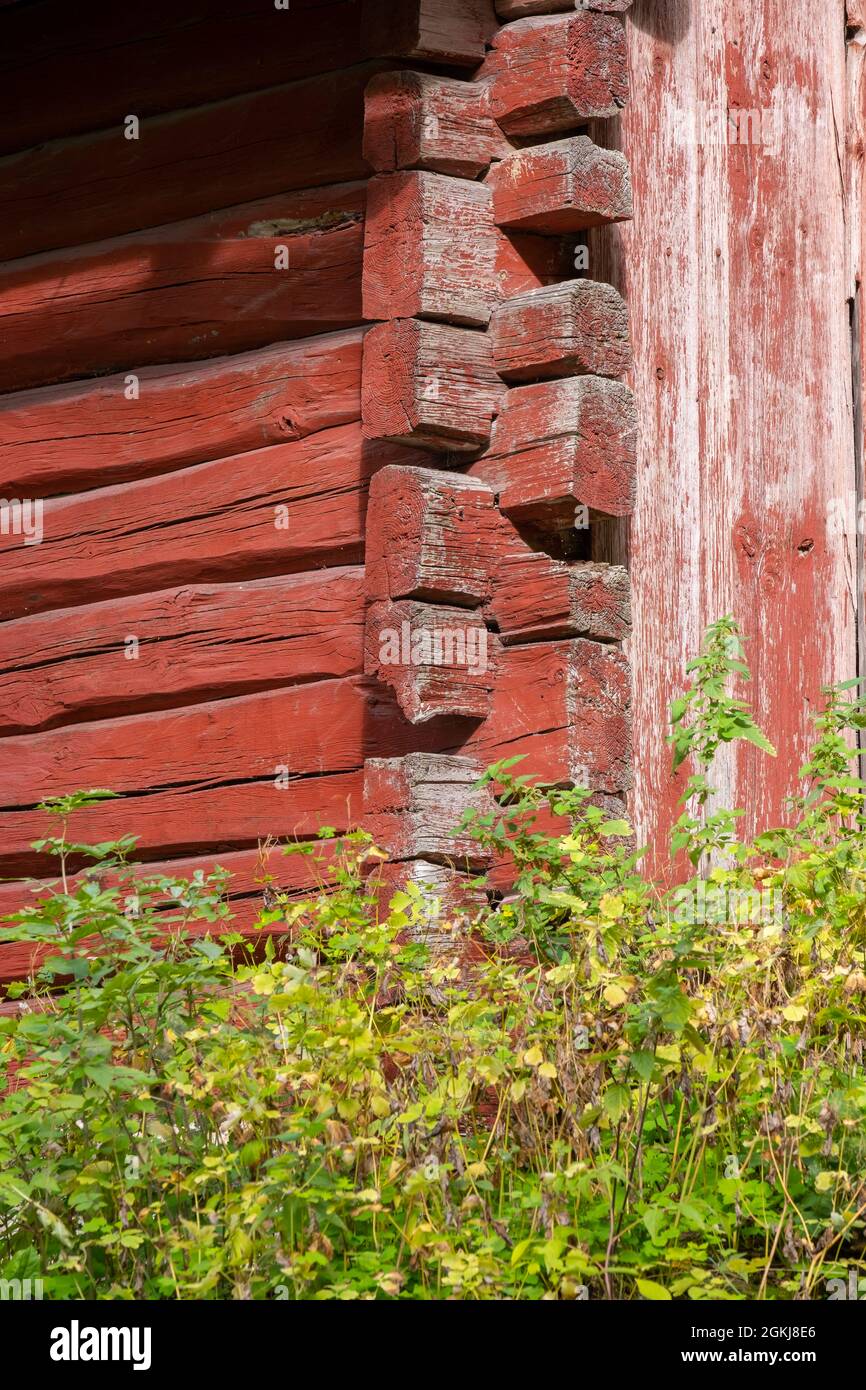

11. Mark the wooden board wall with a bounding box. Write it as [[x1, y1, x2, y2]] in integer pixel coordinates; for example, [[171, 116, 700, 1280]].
[[590, 0, 861, 874]]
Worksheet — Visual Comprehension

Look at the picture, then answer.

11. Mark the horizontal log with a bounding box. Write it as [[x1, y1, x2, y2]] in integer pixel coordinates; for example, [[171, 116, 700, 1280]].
[[2, 654, 555, 875], [0, 840, 346, 985], [365, 466, 499, 605], [0, 424, 422, 621], [0, 0, 367, 156], [495, 0, 573, 15], [0, 639, 628, 873], [0, 679, 379, 811], [0, 841, 341, 922], [0, 183, 365, 393], [0, 67, 380, 262], [0, 845, 492, 991], [495, 1, 573, 15], [576, 1, 632, 11], [0, 769, 367, 880], [0, 568, 365, 734], [362, 0, 497, 66], [363, 70, 511, 177], [363, 753, 492, 865], [366, 600, 494, 722], [487, 548, 631, 643], [470, 376, 637, 526], [0, 329, 364, 497], [489, 279, 631, 381], [489, 13, 628, 137], [487, 135, 632, 233], [464, 638, 631, 792], [361, 318, 504, 450], [0, 669, 452, 872], [363, 171, 499, 325], [0, 885, 338, 991]]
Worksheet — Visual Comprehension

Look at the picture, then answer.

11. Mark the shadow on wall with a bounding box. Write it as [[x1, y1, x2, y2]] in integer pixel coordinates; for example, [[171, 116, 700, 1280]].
[[629, 0, 691, 45]]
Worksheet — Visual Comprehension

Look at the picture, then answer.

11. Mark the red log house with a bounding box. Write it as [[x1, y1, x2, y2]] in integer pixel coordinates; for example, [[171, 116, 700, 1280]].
[[0, 0, 861, 991]]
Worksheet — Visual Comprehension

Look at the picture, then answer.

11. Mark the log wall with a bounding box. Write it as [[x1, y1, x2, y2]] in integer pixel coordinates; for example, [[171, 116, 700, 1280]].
[[0, 0, 637, 988]]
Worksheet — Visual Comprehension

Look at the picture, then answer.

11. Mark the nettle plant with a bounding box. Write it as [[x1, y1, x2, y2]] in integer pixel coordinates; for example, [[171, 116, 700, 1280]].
[[0, 620, 865, 1301]]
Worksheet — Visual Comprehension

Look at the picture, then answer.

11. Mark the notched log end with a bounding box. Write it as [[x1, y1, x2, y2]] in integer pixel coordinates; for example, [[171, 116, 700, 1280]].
[[365, 600, 495, 723], [487, 135, 633, 233]]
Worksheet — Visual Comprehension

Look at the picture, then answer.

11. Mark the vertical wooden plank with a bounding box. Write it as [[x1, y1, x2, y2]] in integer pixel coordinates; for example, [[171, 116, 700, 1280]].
[[847, 3, 866, 754], [592, 0, 857, 873]]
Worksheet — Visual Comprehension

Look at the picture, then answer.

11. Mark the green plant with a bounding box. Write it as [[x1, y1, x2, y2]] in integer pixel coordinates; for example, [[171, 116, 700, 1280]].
[[0, 623, 864, 1301], [668, 615, 775, 865]]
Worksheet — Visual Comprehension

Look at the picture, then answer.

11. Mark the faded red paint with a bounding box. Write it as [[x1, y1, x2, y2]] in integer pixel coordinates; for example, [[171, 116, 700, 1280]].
[[590, 0, 858, 875]]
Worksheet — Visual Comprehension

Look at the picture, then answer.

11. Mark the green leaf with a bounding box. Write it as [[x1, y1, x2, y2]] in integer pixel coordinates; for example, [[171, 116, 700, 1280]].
[[739, 725, 777, 757], [603, 1085, 630, 1123], [636, 1278, 672, 1301], [670, 698, 689, 726], [598, 819, 632, 838], [629, 1050, 655, 1081]]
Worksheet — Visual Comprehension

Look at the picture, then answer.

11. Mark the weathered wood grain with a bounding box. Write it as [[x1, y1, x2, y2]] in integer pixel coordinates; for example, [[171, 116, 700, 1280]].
[[0, 330, 363, 497], [0, 425, 421, 620], [363, 753, 492, 864], [463, 637, 631, 792], [0, 568, 365, 734], [0, 0, 366, 156], [0, 67, 383, 262], [363, 171, 499, 325], [488, 547, 631, 643], [362, 318, 504, 449], [847, 6, 866, 734], [588, 0, 856, 869], [366, 600, 494, 722], [364, 70, 511, 177], [488, 135, 632, 232], [363, 183, 576, 321], [0, 674, 437, 875], [0, 680, 379, 813], [366, 466, 499, 605], [489, 13, 628, 137], [495, 1, 574, 17], [0, 184, 366, 392], [489, 279, 631, 381], [0, 767, 366, 880], [362, 0, 497, 66], [471, 376, 637, 526], [0, 638, 629, 874]]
